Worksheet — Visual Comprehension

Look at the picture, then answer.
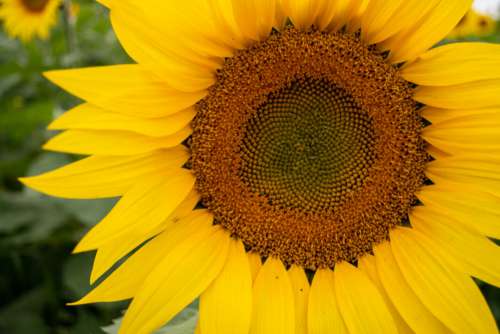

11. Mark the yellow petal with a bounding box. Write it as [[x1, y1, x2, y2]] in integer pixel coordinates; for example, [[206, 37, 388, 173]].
[[108, 0, 236, 63], [360, 0, 402, 43], [307, 268, 348, 334], [72, 210, 215, 304], [110, 10, 218, 69], [358, 255, 413, 334], [96, 0, 110, 7], [195, 321, 201, 334], [390, 227, 497, 334], [281, 0, 321, 30], [44, 65, 159, 101], [414, 79, 500, 109], [423, 113, 500, 155], [411, 205, 500, 287], [119, 226, 230, 334], [416, 185, 500, 239], [108, 4, 221, 70], [45, 67, 205, 119], [334, 262, 398, 334], [89, 189, 200, 283], [425, 144, 452, 160], [373, 241, 450, 333], [248, 252, 262, 283], [384, 0, 472, 63], [43, 128, 191, 156], [367, 0, 438, 44], [205, 0, 248, 48], [421, 106, 500, 124], [341, 0, 366, 32], [74, 169, 195, 252], [315, 0, 343, 30], [288, 265, 309, 334], [149, 66, 214, 94], [402, 43, 500, 86], [139, 0, 240, 55], [49, 104, 196, 138], [200, 239, 252, 334], [232, 0, 278, 40], [316, 0, 360, 32], [20, 147, 188, 199], [249, 257, 295, 334], [426, 155, 500, 198], [347, 0, 369, 33]]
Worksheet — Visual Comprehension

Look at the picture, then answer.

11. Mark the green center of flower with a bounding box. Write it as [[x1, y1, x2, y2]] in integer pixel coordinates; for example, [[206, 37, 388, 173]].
[[192, 27, 427, 270], [240, 78, 375, 211], [21, 0, 50, 12]]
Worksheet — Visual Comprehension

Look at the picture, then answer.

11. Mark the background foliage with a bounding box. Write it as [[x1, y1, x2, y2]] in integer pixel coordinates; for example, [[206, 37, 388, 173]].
[[0, 1, 499, 333]]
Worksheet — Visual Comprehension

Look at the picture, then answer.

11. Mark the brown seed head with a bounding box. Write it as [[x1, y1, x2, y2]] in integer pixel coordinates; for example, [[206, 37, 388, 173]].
[[192, 28, 427, 270], [20, 0, 50, 12]]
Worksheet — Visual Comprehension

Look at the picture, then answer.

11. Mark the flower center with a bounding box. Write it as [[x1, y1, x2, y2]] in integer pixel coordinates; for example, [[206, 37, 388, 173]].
[[239, 78, 376, 212], [191, 28, 427, 270], [20, 0, 50, 12]]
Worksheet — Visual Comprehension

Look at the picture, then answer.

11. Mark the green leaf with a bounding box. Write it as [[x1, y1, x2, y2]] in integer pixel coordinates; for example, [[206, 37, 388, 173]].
[[62, 253, 94, 297], [0, 190, 68, 244], [0, 288, 50, 334]]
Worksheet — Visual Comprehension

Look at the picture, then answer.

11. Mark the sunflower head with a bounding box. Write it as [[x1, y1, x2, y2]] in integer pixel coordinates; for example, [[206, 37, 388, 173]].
[[21, 0, 500, 333], [0, 0, 61, 42], [191, 27, 428, 269]]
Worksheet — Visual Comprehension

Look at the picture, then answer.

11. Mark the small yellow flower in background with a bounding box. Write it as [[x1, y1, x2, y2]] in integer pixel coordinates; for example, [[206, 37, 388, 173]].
[[21, 0, 500, 333], [0, 0, 61, 42], [476, 13, 497, 36], [449, 9, 497, 38]]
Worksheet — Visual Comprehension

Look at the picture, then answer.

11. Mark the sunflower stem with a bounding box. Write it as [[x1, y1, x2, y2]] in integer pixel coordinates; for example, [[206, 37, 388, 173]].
[[61, 0, 76, 53]]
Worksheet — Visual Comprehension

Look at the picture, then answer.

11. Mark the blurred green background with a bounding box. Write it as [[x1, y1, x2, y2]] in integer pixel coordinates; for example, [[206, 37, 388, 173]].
[[0, 1, 500, 333]]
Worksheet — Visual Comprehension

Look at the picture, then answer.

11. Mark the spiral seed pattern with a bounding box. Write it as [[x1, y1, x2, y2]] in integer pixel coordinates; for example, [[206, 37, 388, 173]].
[[191, 28, 427, 269], [240, 78, 376, 212]]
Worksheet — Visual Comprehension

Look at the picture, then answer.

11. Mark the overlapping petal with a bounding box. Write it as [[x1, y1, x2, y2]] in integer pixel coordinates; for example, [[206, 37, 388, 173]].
[[383, 0, 472, 63], [423, 113, 500, 155], [20, 147, 188, 199], [307, 269, 347, 334], [200, 239, 252, 334], [358, 255, 413, 334], [334, 262, 398, 334], [72, 210, 215, 304], [119, 226, 230, 334], [49, 104, 196, 138], [89, 190, 200, 283], [288, 266, 309, 334], [426, 155, 500, 197], [45, 66, 207, 118], [411, 205, 500, 287], [74, 169, 195, 252], [373, 241, 451, 333], [364, 0, 438, 45], [416, 185, 500, 239], [44, 128, 191, 156], [402, 43, 500, 86], [415, 79, 500, 109], [390, 227, 497, 334], [250, 258, 295, 334]]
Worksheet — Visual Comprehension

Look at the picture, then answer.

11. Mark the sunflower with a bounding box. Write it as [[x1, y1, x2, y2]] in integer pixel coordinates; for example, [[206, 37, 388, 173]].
[[476, 13, 496, 37], [449, 9, 496, 39], [21, 0, 500, 333], [0, 0, 61, 42]]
